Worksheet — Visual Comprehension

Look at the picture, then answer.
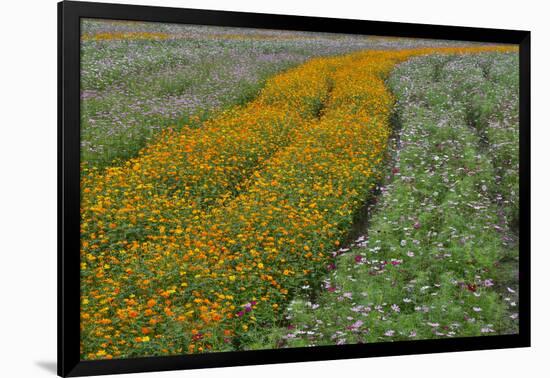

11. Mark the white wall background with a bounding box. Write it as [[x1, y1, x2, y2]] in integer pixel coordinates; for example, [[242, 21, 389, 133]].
[[1, 0, 547, 377]]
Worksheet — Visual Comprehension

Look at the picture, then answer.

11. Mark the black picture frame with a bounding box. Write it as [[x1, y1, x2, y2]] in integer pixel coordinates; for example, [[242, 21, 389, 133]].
[[58, 1, 531, 376]]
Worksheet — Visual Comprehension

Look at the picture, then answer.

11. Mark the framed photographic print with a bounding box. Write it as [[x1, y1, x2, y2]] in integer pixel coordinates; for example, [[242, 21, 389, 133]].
[[58, 0, 530, 376]]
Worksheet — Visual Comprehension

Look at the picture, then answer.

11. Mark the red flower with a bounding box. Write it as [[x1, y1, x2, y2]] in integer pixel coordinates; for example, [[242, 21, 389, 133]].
[[192, 332, 203, 341]]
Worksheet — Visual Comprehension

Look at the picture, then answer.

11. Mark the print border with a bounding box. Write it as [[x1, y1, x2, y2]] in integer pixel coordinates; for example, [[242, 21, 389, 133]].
[[58, 1, 530, 376]]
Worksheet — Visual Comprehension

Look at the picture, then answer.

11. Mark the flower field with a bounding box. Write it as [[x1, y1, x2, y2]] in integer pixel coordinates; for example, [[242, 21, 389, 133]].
[[80, 19, 478, 168], [270, 52, 519, 348], [80, 19, 519, 360]]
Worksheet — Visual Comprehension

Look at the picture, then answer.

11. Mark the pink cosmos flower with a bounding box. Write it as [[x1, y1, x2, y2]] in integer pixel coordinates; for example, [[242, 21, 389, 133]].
[[347, 320, 364, 331]]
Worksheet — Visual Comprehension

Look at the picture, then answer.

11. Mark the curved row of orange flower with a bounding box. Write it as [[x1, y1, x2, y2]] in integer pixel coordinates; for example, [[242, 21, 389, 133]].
[[80, 45, 517, 360]]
